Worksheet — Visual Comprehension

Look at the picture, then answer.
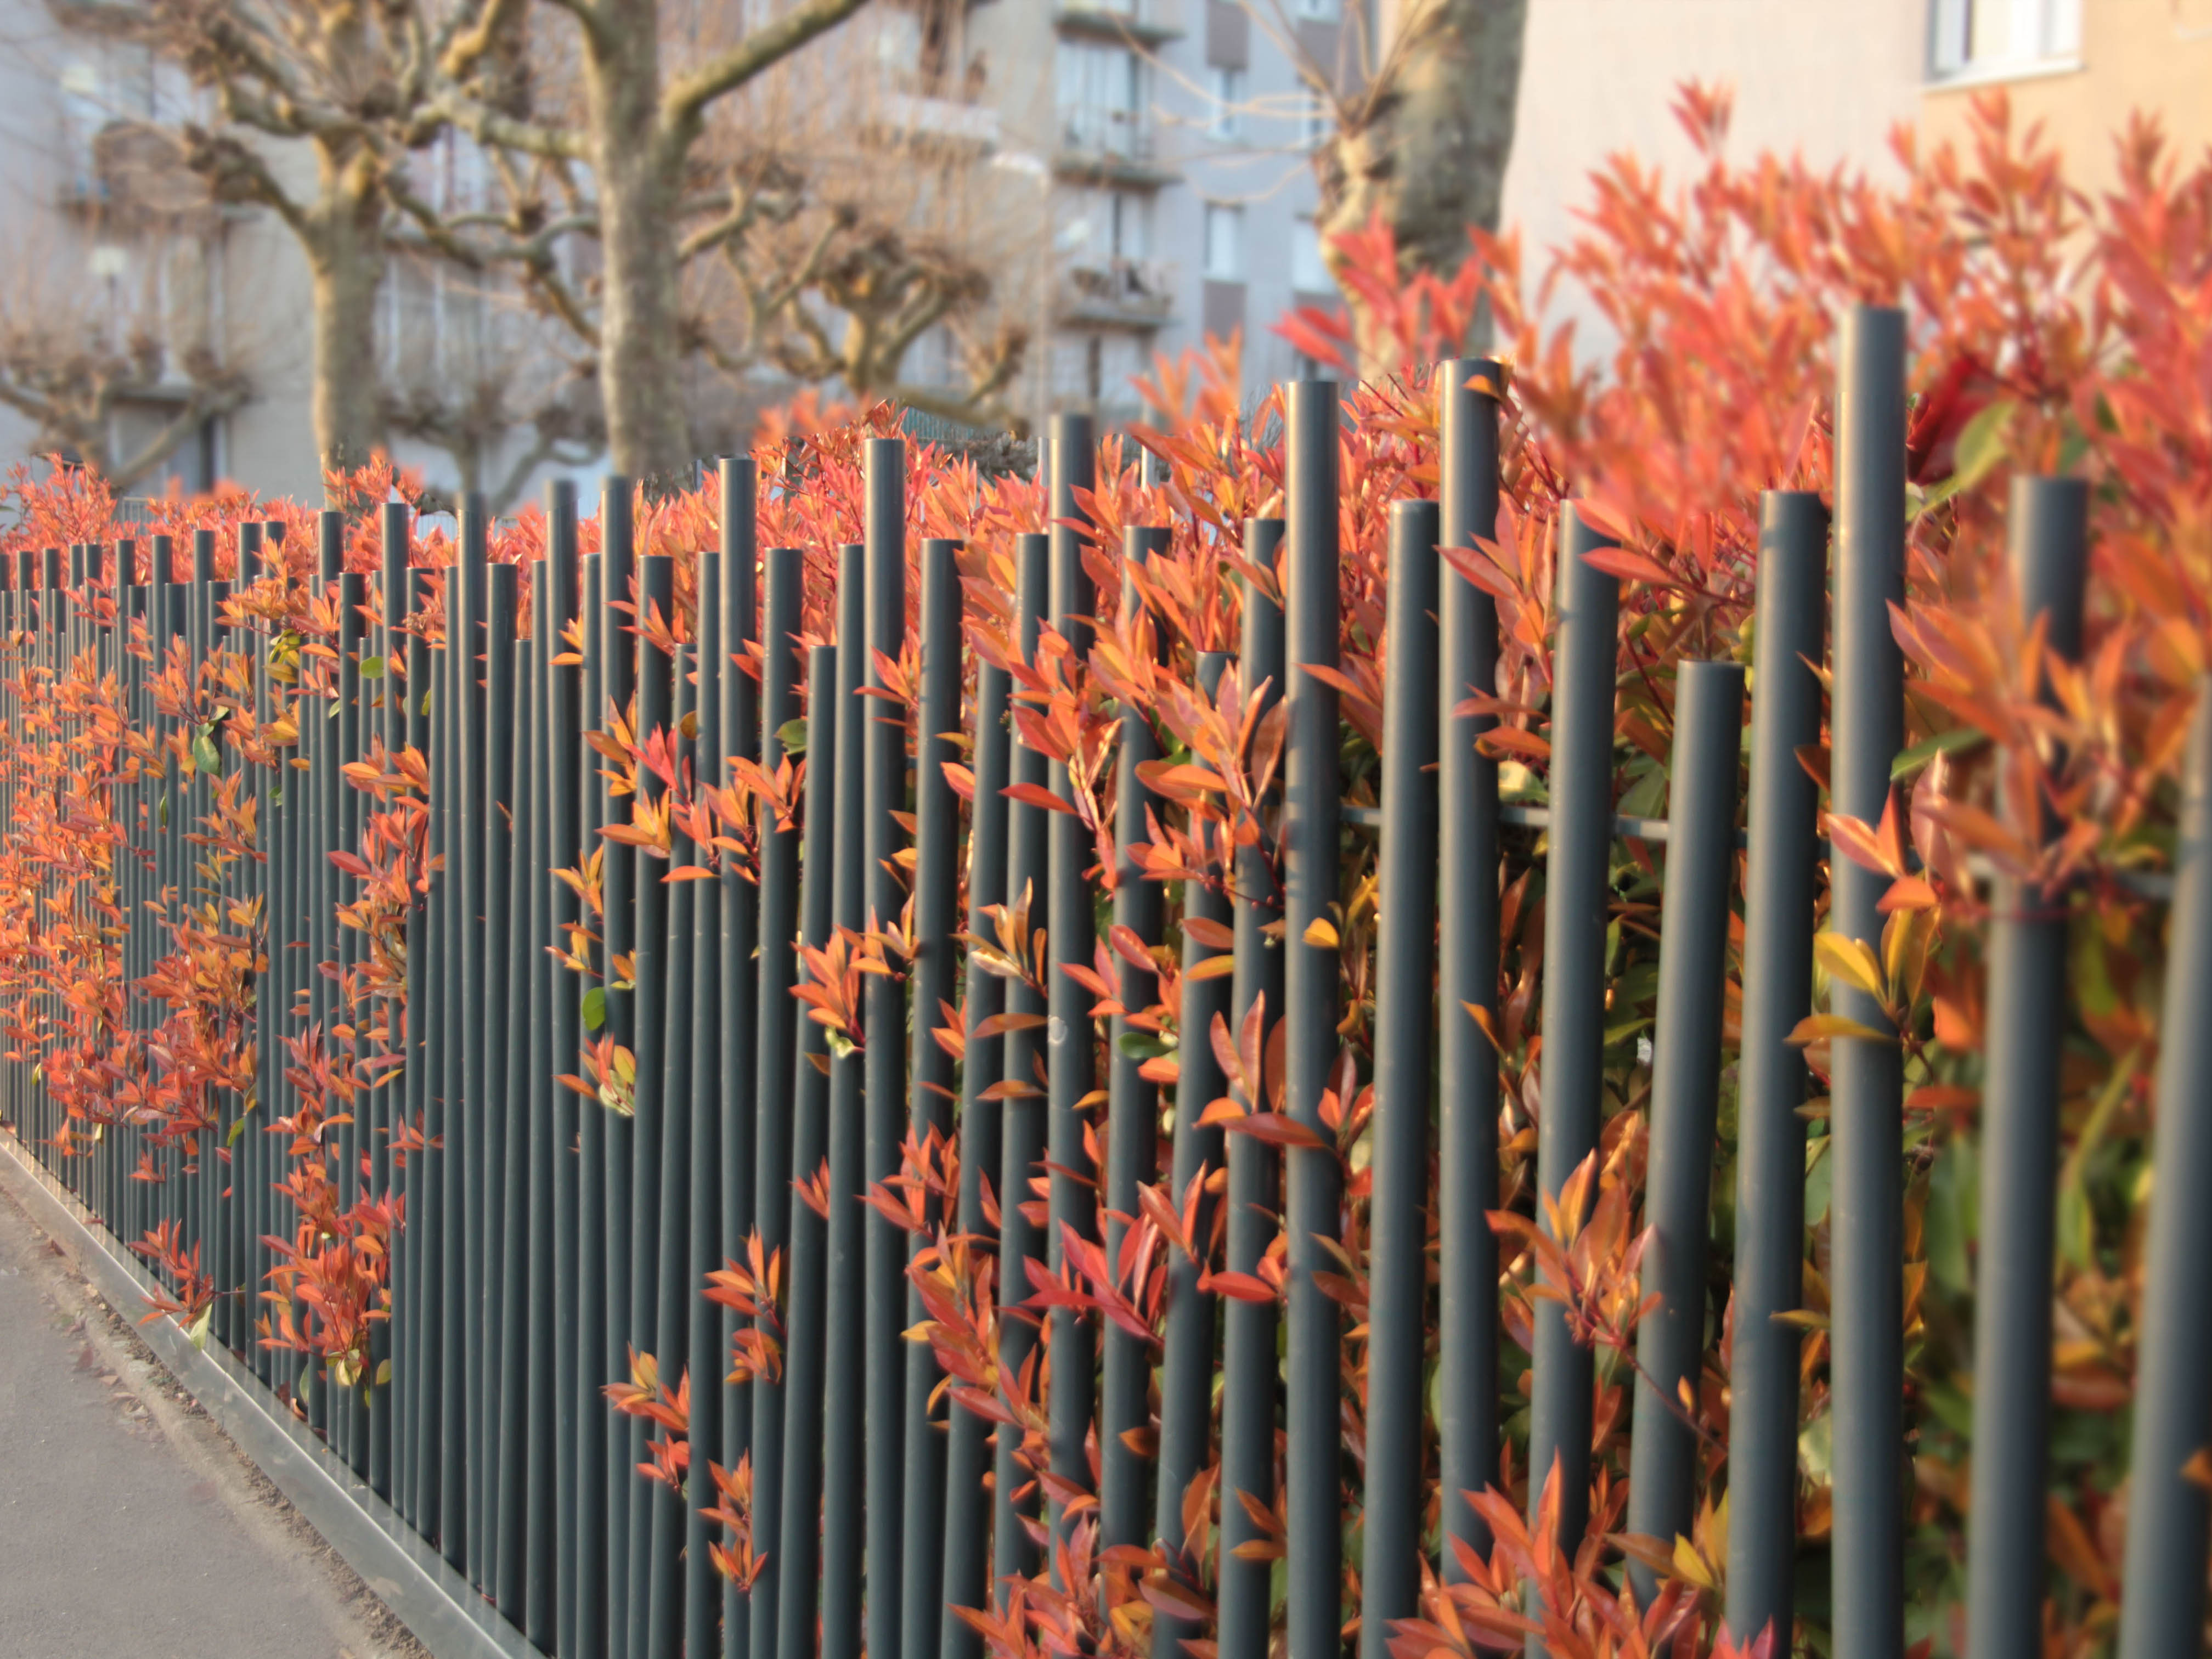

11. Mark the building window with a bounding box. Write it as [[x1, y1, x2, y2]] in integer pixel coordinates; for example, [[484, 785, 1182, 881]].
[[1206, 66, 1245, 140], [1291, 213, 1332, 295], [1204, 203, 1244, 280], [1110, 190, 1150, 260], [1058, 40, 1148, 157], [1929, 0, 2081, 79]]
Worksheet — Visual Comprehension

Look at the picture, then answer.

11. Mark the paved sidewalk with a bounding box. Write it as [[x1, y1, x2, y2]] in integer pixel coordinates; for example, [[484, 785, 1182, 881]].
[[0, 1169, 426, 1659]]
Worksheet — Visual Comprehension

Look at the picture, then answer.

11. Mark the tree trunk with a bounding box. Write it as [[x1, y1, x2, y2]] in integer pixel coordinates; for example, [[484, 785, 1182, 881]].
[[306, 142, 390, 482], [1313, 0, 1528, 369], [585, 12, 692, 481]]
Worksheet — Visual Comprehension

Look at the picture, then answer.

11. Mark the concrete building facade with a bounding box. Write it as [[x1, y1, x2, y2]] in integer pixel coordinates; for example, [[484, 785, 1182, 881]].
[[2, 0, 2204, 500]]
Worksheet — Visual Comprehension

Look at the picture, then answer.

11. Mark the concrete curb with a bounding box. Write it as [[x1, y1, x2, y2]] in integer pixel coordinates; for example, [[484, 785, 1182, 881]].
[[0, 1129, 538, 1659]]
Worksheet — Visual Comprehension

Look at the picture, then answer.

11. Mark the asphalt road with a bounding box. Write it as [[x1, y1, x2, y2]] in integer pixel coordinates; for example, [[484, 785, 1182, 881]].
[[0, 1167, 424, 1659]]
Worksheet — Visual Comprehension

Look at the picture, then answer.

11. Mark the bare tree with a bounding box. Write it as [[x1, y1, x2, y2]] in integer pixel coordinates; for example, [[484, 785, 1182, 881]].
[[0, 317, 247, 491], [0, 119, 249, 490], [421, 0, 881, 477], [425, 0, 1023, 476], [50, 0, 531, 476]]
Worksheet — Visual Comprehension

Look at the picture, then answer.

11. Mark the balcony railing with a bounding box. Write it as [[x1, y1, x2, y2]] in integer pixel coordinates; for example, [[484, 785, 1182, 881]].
[[1057, 256, 1176, 327], [1054, 0, 1185, 44], [1057, 101, 1153, 162]]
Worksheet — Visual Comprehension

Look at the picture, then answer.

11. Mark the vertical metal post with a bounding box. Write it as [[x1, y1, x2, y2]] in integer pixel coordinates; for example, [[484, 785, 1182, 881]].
[[576, 548, 611, 1659], [1152, 646, 1233, 1659], [992, 532, 1052, 1597], [1215, 529, 1285, 1659], [822, 545, 868, 1659], [487, 555, 528, 1620], [627, 553, 678, 1658], [1527, 505, 1621, 1570], [752, 546, 804, 1659], [1625, 660, 1745, 1604], [1283, 382, 1344, 1659], [1964, 476, 2087, 1659], [1829, 307, 1908, 1659], [941, 574, 1012, 1659], [1437, 360, 1506, 1566], [601, 484, 639, 1659], [775, 643, 840, 1659], [864, 441, 910, 1659], [1102, 524, 1169, 1560], [717, 457, 761, 1659], [901, 537, 962, 1659], [1359, 498, 1440, 1656], [1045, 413, 1098, 1555], [2117, 682, 2212, 1659], [1724, 492, 1829, 1646], [543, 484, 583, 1658]]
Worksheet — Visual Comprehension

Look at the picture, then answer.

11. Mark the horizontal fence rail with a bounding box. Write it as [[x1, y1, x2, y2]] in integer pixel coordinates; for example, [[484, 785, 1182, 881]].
[[0, 315, 2205, 1659]]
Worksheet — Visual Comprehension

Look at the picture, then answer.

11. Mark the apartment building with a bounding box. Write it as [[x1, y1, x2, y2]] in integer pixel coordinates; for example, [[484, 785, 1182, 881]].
[[6, 0, 2208, 496]]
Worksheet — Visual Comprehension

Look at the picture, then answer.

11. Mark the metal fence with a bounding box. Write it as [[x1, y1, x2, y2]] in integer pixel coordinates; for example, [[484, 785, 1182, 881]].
[[1, 303, 2208, 1659]]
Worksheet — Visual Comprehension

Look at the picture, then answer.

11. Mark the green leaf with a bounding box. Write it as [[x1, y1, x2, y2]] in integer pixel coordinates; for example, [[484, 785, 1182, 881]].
[[1913, 397, 2018, 517], [1892, 728, 1987, 782], [1952, 397, 2017, 490], [158, 792, 169, 830], [226, 1107, 256, 1149], [582, 986, 607, 1032], [421, 689, 434, 717], [777, 716, 808, 758], [358, 654, 385, 680], [192, 726, 221, 774], [187, 1305, 212, 1352], [1115, 1031, 1173, 1062]]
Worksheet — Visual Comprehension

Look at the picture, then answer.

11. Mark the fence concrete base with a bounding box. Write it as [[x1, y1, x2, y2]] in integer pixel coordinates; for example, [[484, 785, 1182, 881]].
[[0, 1126, 538, 1659]]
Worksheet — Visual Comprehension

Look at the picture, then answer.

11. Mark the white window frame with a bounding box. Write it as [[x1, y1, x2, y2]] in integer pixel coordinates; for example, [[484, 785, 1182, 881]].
[[1291, 213, 1331, 296], [1206, 65, 1245, 141], [1203, 202, 1244, 281], [1928, 0, 2083, 84]]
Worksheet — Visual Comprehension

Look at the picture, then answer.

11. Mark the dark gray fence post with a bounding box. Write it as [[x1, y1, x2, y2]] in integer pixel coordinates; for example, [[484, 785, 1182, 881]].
[[1438, 357, 1506, 1572], [1360, 496, 1441, 1657], [1045, 413, 1099, 1559], [1626, 658, 1745, 1604], [1102, 523, 1169, 1559], [1829, 306, 1909, 1659], [2118, 681, 2212, 1659], [1216, 528, 1284, 1659], [1527, 503, 1621, 1572], [1725, 490, 1827, 1646], [822, 543, 867, 1659], [775, 640, 840, 1659], [1965, 476, 2087, 1659], [902, 536, 963, 1659], [1283, 379, 1342, 1659], [991, 531, 1052, 1600], [863, 439, 910, 1659], [752, 544, 804, 1659], [940, 561, 1012, 1659]]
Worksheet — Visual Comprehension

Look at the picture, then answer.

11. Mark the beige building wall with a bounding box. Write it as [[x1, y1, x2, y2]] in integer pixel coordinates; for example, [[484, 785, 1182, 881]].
[[1917, 0, 2212, 189], [1500, 0, 1925, 351]]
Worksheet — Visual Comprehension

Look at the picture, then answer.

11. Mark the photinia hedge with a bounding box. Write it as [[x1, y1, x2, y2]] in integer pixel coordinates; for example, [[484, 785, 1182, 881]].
[[1, 82, 2206, 1657]]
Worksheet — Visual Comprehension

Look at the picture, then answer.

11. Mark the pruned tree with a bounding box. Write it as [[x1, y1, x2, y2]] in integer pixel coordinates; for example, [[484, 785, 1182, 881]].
[[48, 0, 579, 482], [0, 318, 248, 492], [1289, 0, 1529, 362], [428, 0, 1023, 477]]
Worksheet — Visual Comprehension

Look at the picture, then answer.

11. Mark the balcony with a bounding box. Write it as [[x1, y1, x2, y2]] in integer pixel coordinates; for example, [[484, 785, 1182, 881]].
[[1054, 0, 1184, 47], [1054, 103, 1177, 187], [1057, 256, 1176, 330], [864, 93, 1002, 153]]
